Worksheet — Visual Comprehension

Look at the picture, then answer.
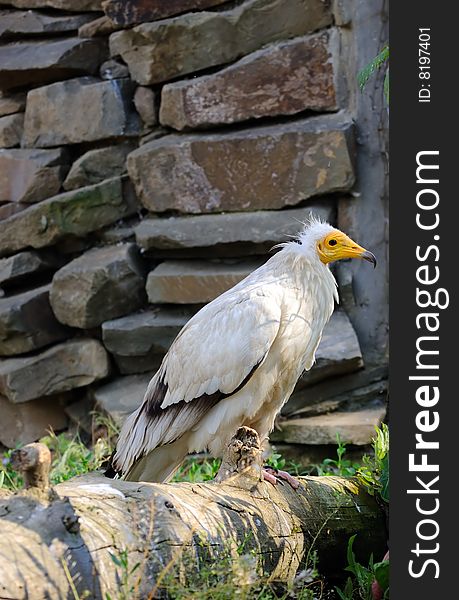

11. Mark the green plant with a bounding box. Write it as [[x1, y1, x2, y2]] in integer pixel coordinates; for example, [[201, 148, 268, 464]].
[[0, 431, 114, 492], [0, 448, 23, 490], [42, 431, 112, 484], [358, 45, 389, 103], [357, 424, 389, 503], [157, 540, 321, 600], [106, 548, 141, 600], [172, 456, 222, 482], [336, 536, 389, 600], [312, 434, 362, 478], [265, 449, 303, 476]]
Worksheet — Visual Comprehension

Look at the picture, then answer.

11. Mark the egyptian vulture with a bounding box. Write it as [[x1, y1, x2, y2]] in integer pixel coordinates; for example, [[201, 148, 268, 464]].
[[108, 220, 376, 485]]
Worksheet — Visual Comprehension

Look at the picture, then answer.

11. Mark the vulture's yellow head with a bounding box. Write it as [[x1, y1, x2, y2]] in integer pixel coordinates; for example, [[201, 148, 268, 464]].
[[297, 220, 377, 267]]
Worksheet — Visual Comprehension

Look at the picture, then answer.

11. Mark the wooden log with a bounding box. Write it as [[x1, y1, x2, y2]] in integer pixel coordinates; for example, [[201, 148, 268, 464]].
[[0, 429, 386, 599]]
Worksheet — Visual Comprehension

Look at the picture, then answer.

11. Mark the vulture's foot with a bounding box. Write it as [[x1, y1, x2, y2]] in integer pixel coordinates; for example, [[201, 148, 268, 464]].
[[262, 466, 300, 489]]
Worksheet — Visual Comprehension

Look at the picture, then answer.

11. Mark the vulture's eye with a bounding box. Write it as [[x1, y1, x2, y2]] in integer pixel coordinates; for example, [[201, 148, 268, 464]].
[[328, 239, 337, 246]]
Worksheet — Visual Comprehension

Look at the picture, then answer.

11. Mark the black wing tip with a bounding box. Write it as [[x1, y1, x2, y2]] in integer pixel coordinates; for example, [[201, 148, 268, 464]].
[[104, 451, 122, 479]]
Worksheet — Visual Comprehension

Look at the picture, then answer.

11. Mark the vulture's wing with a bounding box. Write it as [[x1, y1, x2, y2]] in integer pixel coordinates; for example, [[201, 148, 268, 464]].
[[112, 292, 281, 475]]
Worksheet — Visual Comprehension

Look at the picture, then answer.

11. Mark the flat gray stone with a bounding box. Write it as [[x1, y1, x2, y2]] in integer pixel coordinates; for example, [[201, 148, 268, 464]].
[[160, 31, 339, 130], [0, 339, 109, 403], [272, 405, 386, 445], [0, 10, 95, 41], [50, 243, 146, 328], [0, 148, 69, 204], [109, 0, 332, 85], [285, 365, 388, 417], [135, 204, 333, 254], [103, 0, 230, 27], [127, 116, 354, 213], [23, 77, 140, 148], [94, 373, 151, 425], [0, 394, 68, 448], [102, 306, 195, 356], [0, 284, 69, 356], [146, 259, 264, 304], [299, 311, 363, 387], [0, 113, 23, 147], [0, 38, 107, 90], [99, 58, 130, 80], [63, 143, 134, 191], [112, 353, 163, 375], [0, 251, 59, 287], [0, 178, 136, 258], [6, 1, 102, 11]]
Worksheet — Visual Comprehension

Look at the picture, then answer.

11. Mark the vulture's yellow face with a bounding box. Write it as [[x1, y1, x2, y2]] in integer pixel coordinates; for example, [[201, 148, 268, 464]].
[[317, 229, 376, 267]]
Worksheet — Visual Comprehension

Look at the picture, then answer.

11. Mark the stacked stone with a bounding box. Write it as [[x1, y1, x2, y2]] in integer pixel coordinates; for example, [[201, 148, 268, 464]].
[[0, 0, 385, 449]]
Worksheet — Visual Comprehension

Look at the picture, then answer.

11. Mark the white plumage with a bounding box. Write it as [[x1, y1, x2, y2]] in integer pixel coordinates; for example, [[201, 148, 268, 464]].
[[110, 219, 375, 482]]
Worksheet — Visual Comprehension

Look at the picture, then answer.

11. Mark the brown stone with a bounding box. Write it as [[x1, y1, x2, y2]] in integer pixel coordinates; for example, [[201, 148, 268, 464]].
[[0, 285, 69, 356], [0, 10, 95, 41], [6, 1, 102, 11], [0, 39, 107, 91], [23, 77, 140, 148], [63, 143, 134, 191], [0, 148, 69, 204], [0, 113, 23, 147], [0, 251, 59, 287], [93, 373, 151, 425], [271, 405, 386, 445], [160, 31, 339, 130], [128, 116, 354, 214], [103, 0, 230, 26], [0, 394, 67, 448], [78, 15, 120, 38], [133, 86, 157, 127], [0, 178, 136, 257], [50, 244, 146, 329], [135, 204, 333, 255], [0, 339, 110, 404], [109, 0, 332, 85], [102, 306, 196, 356], [146, 259, 263, 304], [0, 92, 26, 117]]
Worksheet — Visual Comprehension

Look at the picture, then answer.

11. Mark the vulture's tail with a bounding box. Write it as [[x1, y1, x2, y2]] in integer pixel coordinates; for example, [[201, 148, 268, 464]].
[[123, 436, 190, 483]]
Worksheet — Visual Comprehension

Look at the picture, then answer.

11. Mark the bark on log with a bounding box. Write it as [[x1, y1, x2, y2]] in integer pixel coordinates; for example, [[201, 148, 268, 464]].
[[0, 429, 386, 599]]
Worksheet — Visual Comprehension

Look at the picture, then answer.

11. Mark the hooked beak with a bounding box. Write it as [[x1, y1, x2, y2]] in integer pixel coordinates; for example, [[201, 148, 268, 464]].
[[361, 250, 377, 268]]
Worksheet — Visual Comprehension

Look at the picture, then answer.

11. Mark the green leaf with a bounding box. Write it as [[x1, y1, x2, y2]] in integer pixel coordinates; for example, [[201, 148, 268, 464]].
[[109, 552, 123, 567], [380, 454, 389, 502], [374, 560, 390, 591], [346, 535, 357, 572], [358, 46, 389, 92], [384, 69, 390, 104]]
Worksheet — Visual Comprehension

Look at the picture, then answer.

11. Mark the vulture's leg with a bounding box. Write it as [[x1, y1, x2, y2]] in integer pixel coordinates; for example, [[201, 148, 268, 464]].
[[262, 466, 300, 490]]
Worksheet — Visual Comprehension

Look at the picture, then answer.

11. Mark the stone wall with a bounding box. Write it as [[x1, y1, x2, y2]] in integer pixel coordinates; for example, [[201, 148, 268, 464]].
[[0, 0, 388, 449]]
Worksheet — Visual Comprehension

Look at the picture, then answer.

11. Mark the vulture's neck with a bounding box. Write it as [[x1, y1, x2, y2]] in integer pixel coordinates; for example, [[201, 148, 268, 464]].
[[268, 246, 339, 305]]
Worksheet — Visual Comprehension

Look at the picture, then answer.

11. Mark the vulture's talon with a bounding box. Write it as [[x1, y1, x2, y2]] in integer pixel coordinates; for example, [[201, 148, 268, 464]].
[[263, 466, 300, 489]]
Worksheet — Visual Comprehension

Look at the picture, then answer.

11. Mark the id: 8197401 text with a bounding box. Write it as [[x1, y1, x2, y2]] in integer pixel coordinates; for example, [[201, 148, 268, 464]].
[[418, 28, 431, 103]]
